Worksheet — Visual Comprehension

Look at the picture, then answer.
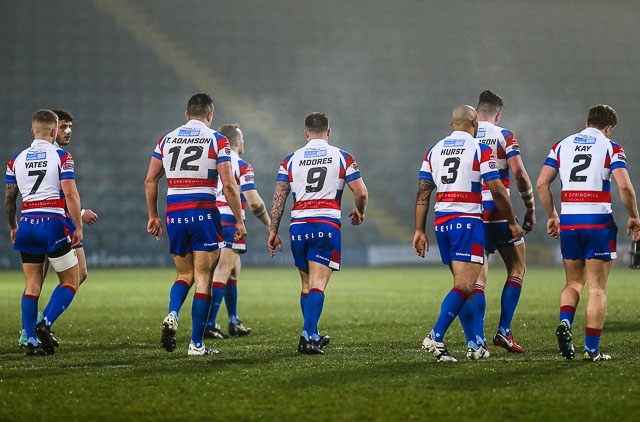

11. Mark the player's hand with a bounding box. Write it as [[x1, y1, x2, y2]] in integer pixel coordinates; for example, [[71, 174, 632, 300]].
[[82, 209, 99, 226], [546, 217, 560, 239], [147, 217, 163, 241], [71, 228, 83, 248], [508, 222, 524, 243], [234, 221, 247, 241], [348, 208, 364, 225], [522, 209, 536, 234], [267, 231, 282, 258], [10, 227, 17, 244], [412, 230, 428, 258], [627, 217, 640, 242]]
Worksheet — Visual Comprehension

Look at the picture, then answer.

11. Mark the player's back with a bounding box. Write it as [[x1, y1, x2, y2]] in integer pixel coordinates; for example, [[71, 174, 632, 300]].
[[153, 120, 229, 211], [9, 140, 70, 217], [422, 131, 493, 219], [548, 127, 624, 218], [476, 121, 519, 197], [279, 139, 358, 221]]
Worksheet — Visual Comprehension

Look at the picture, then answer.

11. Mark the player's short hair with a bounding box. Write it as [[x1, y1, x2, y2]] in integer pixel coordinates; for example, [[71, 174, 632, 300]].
[[476, 89, 504, 115], [187, 93, 214, 118], [218, 123, 241, 146], [305, 112, 329, 134], [587, 104, 617, 129], [52, 109, 73, 122], [32, 109, 58, 129]]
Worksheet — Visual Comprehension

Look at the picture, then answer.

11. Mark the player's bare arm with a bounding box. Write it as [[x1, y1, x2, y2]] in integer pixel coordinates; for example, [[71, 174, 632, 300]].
[[612, 167, 640, 241], [244, 189, 271, 230], [535, 165, 560, 239], [218, 161, 247, 240], [413, 179, 435, 257], [144, 157, 165, 240], [486, 178, 523, 242], [347, 178, 368, 225], [267, 181, 290, 256], [5, 183, 19, 242], [508, 155, 536, 233], [61, 178, 83, 248]]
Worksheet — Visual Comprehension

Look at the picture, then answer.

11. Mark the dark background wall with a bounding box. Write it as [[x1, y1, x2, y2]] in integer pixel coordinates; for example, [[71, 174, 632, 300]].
[[2, 0, 639, 268]]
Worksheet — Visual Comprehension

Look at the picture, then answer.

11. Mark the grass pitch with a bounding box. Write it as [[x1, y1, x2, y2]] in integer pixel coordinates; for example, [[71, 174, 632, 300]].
[[1, 265, 639, 421]]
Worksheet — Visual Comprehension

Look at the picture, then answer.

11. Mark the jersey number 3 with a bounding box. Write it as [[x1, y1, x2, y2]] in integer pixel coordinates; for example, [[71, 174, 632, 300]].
[[441, 157, 460, 184]]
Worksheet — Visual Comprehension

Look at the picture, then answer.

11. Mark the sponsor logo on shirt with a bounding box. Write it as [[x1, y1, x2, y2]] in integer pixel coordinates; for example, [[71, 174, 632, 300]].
[[304, 149, 327, 158], [444, 139, 465, 147], [573, 135, 596, 144], [178, 128, 201, 136], [26, 152, 46, 161]]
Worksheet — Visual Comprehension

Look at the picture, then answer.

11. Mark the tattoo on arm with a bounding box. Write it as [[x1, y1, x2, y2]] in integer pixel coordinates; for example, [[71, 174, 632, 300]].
[[416, 180, 435, 206], [269, 182, 290, 233], [252, 203, 270, 226], [5, 184, 18, 228]]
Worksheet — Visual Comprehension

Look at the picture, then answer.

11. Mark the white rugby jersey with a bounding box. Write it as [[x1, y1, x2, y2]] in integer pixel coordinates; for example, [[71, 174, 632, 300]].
[[152, 119, 231, 213], [543, 127, 626, 230], [6, 139, 74, 217], [544, 128, 627, 230], [419, 131, 500, 225], [276, 138, 361, 224], [476, 121, 521, 222], [216, 150, 257, 219]]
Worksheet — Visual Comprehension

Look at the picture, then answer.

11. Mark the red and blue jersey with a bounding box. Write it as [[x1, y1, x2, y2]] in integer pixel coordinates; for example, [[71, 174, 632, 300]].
[[543, 127, 626, 230], [276, 138, 361, 229], [476, 121, 521, 222], [152, 119, 231, 213], [419, 131, 500, 225], [6, 139, 74, 218], [216, 150, 257, 219]]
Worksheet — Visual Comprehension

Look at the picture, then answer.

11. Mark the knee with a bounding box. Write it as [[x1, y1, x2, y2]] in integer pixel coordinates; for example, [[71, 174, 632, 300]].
[[507, 262, 526, 279]]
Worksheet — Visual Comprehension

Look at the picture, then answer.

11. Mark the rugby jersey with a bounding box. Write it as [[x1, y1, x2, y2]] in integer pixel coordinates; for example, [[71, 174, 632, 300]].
[[276, 138, 361, 226], [543, 127, 626, 230], [476, 121, 521, 222], [6, 139, 74, 217], [419, 130, 500, 225], [152, 119, 231, 212]]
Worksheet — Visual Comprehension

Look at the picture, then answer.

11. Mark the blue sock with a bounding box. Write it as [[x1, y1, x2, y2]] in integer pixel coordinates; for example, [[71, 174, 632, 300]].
[[206, 282, 226, 329], [473, 284, 487, 345], [303, 289, 325, 342], [42, 284, 61, 317], [432, 288, 466, 342], [458, 297, 477, 348], [498, 276, 522, 334], [43, 285, 76, 326], [300, 292, 307, 316], [22, 293, 39, 346], [584, 327, 602, 353], [300, 292, 320, 336], [225, 279, 239, 324], [168, 280, 190, 317], [559, 305, 576, 330], [190, 293, 211, 347]]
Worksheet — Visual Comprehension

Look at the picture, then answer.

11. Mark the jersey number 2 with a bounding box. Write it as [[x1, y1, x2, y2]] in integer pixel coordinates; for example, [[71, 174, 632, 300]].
[[569, 154, 592, 182]]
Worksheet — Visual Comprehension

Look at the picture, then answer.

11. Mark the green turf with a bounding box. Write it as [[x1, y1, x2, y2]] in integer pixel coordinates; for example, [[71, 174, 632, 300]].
[[1, 265, 639, 421]]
